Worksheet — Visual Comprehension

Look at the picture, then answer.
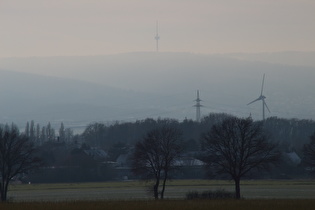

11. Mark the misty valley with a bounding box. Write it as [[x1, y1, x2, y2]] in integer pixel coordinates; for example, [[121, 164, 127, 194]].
[[0, 52, 315, 202], [0, 52, 314, 130], [1, 0, 315, 207]]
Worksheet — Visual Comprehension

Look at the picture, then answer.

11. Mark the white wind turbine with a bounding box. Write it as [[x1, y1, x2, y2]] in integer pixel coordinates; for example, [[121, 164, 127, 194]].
[[247, 74, 270, 121]]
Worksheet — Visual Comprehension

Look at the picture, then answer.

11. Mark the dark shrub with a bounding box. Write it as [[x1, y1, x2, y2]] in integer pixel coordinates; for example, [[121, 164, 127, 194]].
[[186, 189, 235, 200]]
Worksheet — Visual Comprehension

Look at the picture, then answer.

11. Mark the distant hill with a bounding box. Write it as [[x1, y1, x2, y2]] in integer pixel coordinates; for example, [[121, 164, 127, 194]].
[[226, 51, 315, 68], [0, 70, 175, 130], [0, 52, 314, 130]]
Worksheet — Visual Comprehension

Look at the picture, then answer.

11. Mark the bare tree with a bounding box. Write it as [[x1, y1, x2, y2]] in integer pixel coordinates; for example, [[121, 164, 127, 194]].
[[36, 123, 41, 145], [25, 122, 29, 137], [82, 123, 107, 147], [59, 122, 65, 142], [64, 128, 74, 143], [303, 132, 315, 169], [0, 124, 42, 201], [131, 126, 182, 200], [201, 117, 281, 199], [30, 120, 35, 141]]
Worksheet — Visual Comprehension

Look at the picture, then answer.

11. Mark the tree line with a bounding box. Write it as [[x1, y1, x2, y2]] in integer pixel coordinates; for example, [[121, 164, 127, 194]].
[[23, 121, 74, 145], [81, 114, 315, 155], [1, 113, 315, 201]]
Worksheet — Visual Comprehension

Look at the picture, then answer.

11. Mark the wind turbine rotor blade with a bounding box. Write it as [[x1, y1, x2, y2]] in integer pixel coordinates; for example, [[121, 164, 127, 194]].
[[247, 98, 260, 105], [260, 73, 265, 96], [264, 100, 271, 113]]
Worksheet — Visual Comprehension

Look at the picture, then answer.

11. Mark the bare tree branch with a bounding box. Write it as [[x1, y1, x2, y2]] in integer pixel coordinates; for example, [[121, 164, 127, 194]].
[[0, 124, 42, 201], [131, 125, 182, 199], [201, 117, 281, 199]]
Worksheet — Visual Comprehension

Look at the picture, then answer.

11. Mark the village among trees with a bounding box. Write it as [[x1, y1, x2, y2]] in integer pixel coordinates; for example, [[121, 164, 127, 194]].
[[1, 113, 315, 200]]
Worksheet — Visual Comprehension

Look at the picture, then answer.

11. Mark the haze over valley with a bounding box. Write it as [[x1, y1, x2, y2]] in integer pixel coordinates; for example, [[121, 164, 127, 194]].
[[2, 2, 315, 204], [0, 52, 314, 131], [1, 0, 314, 132]]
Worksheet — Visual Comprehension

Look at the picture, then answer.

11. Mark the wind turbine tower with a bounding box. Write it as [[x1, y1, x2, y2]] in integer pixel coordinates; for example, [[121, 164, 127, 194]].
[[155, 21, 160, 52], [194, 90, 203, 122], [247, 74, 271, 121]]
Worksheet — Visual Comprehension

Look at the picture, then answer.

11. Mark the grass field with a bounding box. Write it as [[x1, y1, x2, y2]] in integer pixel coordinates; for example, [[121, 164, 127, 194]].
[[1, 200, 315, 210], [7, 179, 315, 201]]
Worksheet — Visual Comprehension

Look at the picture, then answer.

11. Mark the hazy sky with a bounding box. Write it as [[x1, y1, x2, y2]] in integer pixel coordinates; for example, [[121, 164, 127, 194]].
[[1, 0, 314, 57]]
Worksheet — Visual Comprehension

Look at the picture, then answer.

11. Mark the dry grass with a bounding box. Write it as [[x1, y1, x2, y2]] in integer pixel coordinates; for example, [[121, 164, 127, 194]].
[[3, 180, 315, 209], [7, 179, 315, 201]]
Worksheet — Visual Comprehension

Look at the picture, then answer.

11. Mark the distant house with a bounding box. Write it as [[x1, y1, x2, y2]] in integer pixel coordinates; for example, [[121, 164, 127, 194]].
[[114, 153, 133, 180], [113, 152, 206, 180], [173, 156, 204, 167], [84, 148, 108, 161], [284, 151, 301, 166], [116, 154, 130, 167]]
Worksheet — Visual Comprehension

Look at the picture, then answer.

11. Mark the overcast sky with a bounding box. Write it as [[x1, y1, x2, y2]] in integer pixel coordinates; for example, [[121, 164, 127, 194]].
[[1, 0, 314, 57]]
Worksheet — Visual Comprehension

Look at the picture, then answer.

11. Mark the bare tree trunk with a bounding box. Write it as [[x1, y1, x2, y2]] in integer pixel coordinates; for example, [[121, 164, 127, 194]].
[[2, 182, 8, 202], [0, 180, 8, 202], [160, 171, 168, 199], [0, 185, 3, 201], [234, 178, 241, 199], [153, 179, 160, 200]]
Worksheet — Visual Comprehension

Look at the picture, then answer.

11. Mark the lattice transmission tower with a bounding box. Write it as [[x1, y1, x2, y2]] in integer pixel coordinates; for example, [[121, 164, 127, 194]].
[[194, 90, 203, 122]]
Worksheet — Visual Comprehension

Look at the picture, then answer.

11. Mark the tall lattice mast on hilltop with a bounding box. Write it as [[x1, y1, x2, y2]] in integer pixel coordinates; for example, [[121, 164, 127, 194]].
[[194, 90, 203, 122], [155, 21, 160, 52]]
